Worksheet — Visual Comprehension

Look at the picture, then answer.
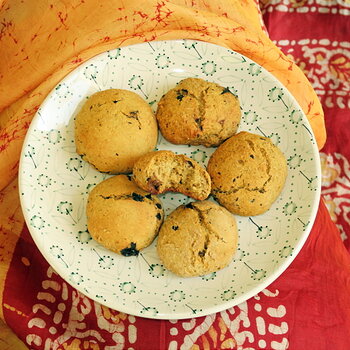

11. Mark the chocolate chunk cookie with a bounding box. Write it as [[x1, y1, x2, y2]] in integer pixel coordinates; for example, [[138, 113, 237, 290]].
[[87, 175, 164, 256], [75, 89, 158, 174], [207, 131, 287, 216], [133, 150, 211, 200], [157, 201, 238, 277], [155, 78, 241, 147]]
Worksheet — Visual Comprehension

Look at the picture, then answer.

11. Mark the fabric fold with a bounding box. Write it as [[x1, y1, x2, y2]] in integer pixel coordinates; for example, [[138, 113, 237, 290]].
[[0, 0, 326, 191]]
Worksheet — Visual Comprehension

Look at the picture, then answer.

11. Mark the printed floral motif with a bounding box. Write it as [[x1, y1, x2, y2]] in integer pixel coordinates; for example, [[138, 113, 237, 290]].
[[320, 152, 350, 242], [328, 53, 350, 82], [313, 47, 347, 104], [276, 43, 350, 109]]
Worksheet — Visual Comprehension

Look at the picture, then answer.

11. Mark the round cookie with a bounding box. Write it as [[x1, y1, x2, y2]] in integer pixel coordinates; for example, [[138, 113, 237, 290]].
[[87, 175, 164, 256], [156, 78, 241, 147], [157, 201, 238, 277], [207, 131, 287, 216], [133, 150, 211, 200], [75, 89, 158, 174]]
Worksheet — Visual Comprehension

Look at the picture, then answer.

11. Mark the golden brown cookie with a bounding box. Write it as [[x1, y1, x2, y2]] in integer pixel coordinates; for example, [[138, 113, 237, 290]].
[[207, 131, 287, 216], [155, 78, 241, 147], [75, 89, 158, 174], [132, 150, 211, 200], [86, 175, 164, 256], [157, 200, 238, 277]]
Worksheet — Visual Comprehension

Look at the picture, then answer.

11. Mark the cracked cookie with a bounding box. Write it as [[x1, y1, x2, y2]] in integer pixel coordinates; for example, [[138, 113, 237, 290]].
[[75, 89, 158, 174], [87, 175, 164, 256], [157, 200, 238, 277], [132, 150, 211, 200], [155, 78, 241, 147], [207, 131, 287, 216]]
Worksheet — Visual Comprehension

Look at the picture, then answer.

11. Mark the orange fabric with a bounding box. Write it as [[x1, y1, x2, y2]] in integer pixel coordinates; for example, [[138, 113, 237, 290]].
[[0, 0, 325, 192], [0, 178, 24, 320]]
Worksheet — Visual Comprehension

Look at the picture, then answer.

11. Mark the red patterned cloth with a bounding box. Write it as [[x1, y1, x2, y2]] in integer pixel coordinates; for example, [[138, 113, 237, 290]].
[[1, 1, 350, 349], [3, 201, 350, 349]]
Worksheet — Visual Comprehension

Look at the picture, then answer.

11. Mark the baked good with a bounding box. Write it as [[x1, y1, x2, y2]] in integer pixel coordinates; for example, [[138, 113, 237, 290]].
[[157, 200, 238, 277], [75, 89, 158, 174], [132, 150, 211, 200], [155, 77, 241, 147], [207, 131, 287, 216], [86, 175, 164, 256]]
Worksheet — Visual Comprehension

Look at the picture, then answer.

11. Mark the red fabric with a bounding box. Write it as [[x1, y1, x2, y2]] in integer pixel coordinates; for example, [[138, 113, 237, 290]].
[[3, 201, 350, 349]]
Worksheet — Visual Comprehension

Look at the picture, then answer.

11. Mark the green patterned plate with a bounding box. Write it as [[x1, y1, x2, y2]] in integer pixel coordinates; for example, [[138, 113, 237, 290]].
[[19, 40, 321, 319]]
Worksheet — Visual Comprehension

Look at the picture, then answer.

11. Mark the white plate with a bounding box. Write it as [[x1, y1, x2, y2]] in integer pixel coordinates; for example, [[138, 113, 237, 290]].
[[19, 40, 321, 320]]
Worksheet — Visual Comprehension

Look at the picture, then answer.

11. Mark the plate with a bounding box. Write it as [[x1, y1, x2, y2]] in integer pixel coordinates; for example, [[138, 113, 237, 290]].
[[19, 40, 321, 320]]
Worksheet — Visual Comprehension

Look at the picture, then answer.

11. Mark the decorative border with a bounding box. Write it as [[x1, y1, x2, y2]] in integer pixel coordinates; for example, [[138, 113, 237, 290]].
[[262, 0, 350, 15]]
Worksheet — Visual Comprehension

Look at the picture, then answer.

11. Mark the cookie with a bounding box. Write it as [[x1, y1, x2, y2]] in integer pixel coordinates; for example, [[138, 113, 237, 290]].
[[86, 175, 164, 256], [155, 78, 241, 147], [207, 131, 287, 216], [132, 150, 211, 200], [75, 89, 158, 174], [157, 200, 238, 277]]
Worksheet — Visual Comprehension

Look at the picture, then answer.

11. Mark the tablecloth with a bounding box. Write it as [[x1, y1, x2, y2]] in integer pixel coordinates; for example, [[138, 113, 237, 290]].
[[0, 0, 349, 349]]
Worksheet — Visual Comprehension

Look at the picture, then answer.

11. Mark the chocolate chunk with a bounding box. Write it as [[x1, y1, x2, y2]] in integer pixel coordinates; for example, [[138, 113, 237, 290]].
[[156, 213, 162, 220], [221, 87, 233, 95], [176, 89, 188, 101], [172, 225, 179, 231], [198, 250, 206, 257], [120, 242, 139, 256], [145, 194, 153, 199], [132, 192, 144, 202], [147, 177, 162, 191], [156, 203, 162, 209], [130, 110, 139, 117]]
